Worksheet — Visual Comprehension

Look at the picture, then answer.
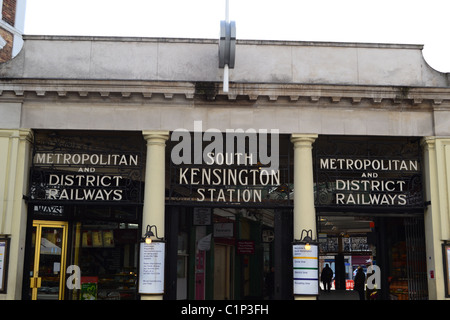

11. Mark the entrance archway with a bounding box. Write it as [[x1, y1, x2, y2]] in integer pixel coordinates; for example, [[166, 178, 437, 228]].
[[317, 214, 428, 300], [165, 205, 293, 300]]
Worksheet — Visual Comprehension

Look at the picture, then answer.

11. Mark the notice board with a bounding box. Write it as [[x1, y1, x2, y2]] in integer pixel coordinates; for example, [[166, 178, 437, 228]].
[[139, 242, 165, 294]]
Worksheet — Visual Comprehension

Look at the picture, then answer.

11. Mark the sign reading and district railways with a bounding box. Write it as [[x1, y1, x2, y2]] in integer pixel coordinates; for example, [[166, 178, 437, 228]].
[[314, 137, 424, 211], [29, 131, 144, 205]]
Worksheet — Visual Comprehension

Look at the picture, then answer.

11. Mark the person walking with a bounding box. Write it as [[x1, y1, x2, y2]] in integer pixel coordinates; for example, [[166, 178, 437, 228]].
[[321, 264, 333, 292], [354, 266, 366, 300]]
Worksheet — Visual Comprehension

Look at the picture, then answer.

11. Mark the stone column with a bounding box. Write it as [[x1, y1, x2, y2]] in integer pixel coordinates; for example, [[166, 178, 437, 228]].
[[290, 134, 318, 300], [0, 129, 33, 300], [421, 137, 448, 300], [291, 134, 318, 239], [141, 130, 169, 300]]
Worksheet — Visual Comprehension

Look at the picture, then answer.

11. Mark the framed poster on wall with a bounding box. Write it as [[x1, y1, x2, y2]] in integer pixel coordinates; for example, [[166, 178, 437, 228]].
[[292, 243, 319, 295], [444, 243, 450, 297], [0, 237, 10, 293], [138, 242, 165, 294]]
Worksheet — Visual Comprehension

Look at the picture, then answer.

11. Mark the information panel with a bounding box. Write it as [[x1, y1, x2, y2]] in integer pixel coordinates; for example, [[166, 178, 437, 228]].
[[0, 238, 9, 293], [293, 243, 319, 295], [444, 244, 450, 297], [138, 242, 165, 294]]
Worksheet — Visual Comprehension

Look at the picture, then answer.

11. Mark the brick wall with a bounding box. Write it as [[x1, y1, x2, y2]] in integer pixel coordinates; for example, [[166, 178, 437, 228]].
[[0, 28, 12, 61], [2, 0, 17, 26], [0, 0, 16, 62]]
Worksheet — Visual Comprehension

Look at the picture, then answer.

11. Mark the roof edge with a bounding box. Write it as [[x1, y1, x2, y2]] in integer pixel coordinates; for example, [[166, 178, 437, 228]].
[[22, 34, 424, 50]]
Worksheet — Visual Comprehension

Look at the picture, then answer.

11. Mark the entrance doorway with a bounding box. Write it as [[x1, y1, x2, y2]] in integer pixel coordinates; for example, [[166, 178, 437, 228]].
[[29, 220, 68, 300], [213, 243, 233, 299], [317, 214, 428, 300], [25, 205, 141, 300], [167, 206, 293, 300]]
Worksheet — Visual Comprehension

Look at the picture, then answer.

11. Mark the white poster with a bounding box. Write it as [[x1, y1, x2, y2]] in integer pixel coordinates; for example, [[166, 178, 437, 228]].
[[139, 242, 165, 294], [446, 246, 450, 296], [293, 244, 319, 295], [0, 241, 5, 291], [213, 223, 234, 238], [198, 233, 212, 251]]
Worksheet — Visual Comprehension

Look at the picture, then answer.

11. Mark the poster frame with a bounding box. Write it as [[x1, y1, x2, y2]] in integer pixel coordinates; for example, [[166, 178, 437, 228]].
[[138, 241, 166, 295], [0, 237, 11, 293], [292, 242, 319, 296], [443, 243, 450, 298]]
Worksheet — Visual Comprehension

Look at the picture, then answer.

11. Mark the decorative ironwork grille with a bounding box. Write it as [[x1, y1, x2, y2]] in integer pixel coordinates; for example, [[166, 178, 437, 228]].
[[405, 217, 428, 300]]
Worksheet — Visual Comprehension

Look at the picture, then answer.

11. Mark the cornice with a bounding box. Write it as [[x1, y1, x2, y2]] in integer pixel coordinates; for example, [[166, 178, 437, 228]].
[[0, 78, 449, 108]]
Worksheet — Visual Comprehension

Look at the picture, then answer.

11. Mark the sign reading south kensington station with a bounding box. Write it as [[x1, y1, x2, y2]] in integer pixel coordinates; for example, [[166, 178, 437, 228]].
[[167, 122, 292, 206]]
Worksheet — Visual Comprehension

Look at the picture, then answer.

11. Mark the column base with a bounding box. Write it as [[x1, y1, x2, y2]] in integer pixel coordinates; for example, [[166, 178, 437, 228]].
[[141, 294, 164, 300]]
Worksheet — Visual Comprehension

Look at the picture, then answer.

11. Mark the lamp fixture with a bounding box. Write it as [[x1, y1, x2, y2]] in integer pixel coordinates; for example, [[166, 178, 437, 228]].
[[300, 229, 314, 251], [143, 225, 163, 244]]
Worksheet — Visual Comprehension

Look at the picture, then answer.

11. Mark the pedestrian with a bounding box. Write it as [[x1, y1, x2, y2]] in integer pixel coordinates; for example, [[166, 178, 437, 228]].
[[320, 264, 333, 292], [354, 266, 366, 300], [265, 267, 275, 299]]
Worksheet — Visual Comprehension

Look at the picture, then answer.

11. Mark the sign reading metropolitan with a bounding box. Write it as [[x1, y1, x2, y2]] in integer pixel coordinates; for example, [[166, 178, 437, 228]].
[[320, 158, 418, 206], [29, 132, 144, 204], [314, 137, 424, 210]]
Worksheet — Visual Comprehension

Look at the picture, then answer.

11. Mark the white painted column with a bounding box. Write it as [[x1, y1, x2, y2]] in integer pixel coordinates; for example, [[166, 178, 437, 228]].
[[291, 134, 318, 238], [141, 130, 169, 300], [421, 137, 448, 300], [0, 129, 33, 300], [290, 134, 318, 300]]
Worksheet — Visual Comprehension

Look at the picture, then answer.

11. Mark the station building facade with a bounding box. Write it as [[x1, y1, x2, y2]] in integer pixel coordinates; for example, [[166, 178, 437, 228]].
[[0, 34, 450, 300]]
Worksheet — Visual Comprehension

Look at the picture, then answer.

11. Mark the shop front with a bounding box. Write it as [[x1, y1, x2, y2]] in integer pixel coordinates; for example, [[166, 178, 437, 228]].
[[21, 128, 296, 300], [23, 130, 145, 300], [164, 130, 294, 300], [313, 136, 428, 300], [18, 129, 431, 301], [163, 132, 430, 300]]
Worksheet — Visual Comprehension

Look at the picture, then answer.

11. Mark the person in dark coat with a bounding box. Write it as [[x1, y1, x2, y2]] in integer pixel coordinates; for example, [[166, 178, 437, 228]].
[[354, 266, 366, 300], [321, 264, 333, 292], [265, 267, 275, 299]]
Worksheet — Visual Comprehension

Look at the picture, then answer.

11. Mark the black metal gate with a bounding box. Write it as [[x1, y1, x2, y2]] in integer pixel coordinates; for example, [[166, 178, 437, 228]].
[[405, 217, 428, 300]]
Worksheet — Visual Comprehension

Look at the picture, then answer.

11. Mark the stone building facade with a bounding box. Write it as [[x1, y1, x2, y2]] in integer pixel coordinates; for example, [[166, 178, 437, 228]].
[[0, 34, 449, 300]]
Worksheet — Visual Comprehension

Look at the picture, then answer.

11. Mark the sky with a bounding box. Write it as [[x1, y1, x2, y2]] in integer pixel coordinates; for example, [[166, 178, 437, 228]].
[[23, 0, 450, 72]]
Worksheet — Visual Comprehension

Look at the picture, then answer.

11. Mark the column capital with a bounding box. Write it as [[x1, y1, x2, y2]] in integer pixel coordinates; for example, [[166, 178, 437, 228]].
[[421, 136, 436, 151], [290, 134, 318, 146], [142, 130, 169, 145], [0, 128, 33, 142]]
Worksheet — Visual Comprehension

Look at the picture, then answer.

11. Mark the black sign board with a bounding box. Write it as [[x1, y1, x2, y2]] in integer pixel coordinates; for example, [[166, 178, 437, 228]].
[[29, 131, 144, 205], [167, 131, 293, 207], [313, 136, 424, 213]]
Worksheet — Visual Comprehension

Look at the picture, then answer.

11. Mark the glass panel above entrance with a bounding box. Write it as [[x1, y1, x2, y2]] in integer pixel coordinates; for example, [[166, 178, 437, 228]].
[[166, 131, 293, 208]]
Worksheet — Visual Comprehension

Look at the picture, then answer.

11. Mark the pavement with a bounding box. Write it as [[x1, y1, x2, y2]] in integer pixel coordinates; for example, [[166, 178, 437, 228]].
[[318, 290, 360, 300]]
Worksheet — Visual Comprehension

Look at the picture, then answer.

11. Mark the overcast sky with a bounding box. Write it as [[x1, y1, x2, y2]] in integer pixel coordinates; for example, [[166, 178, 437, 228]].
[[23, 0, 450, 72]]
